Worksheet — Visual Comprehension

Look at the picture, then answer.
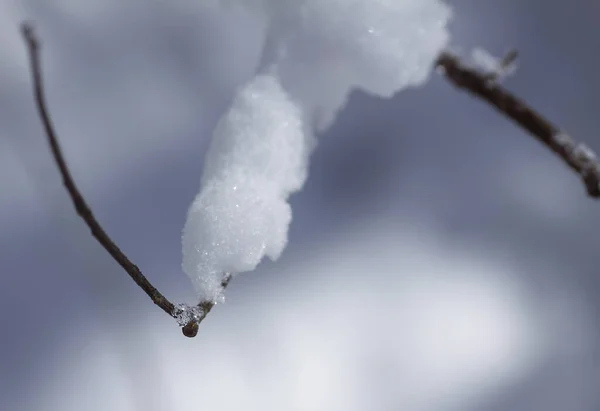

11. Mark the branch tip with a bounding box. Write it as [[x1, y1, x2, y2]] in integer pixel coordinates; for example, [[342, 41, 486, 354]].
[[182, 321, 199, 338]]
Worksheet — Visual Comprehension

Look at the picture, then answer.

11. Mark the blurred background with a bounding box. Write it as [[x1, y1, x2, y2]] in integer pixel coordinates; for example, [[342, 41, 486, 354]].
[[1, 0, 599, 410]]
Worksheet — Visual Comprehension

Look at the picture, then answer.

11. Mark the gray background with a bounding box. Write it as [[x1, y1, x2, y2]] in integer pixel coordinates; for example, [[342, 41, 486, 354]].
[[1, 0, 599, 410]]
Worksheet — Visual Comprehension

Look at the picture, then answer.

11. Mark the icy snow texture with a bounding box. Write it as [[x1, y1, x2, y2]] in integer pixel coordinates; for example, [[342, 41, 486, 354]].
[[471, 48, 517, 82], [182, 76, 306, 301], [183, 0, 452, 302], [173, 304, 204, 326]]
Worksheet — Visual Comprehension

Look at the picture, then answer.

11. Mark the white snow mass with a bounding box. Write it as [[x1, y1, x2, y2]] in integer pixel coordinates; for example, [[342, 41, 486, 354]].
[[183, 0, 452, 302]]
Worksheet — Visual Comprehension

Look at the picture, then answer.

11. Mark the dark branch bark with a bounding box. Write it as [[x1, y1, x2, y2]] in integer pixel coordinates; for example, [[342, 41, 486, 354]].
[[21, 22, 175, 315], [21, 22, 226, 337], [436, 51, 600, 198]]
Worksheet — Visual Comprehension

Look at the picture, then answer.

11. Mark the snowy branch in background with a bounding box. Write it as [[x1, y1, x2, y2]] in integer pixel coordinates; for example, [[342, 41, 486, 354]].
[[437, 51, 600, 197]]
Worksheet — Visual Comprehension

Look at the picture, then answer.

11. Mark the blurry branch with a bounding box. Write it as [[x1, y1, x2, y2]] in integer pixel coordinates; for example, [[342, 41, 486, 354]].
[[21, 22, 224, 338], [436, 51, 600, 198]]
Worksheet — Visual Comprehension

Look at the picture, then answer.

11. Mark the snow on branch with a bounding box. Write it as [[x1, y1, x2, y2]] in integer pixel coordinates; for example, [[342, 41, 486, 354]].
[[181, 0, 452, 304]]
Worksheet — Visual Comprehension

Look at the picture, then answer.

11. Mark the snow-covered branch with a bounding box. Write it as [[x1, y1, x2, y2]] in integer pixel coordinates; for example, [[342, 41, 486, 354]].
[[21, 1, 600, 339]]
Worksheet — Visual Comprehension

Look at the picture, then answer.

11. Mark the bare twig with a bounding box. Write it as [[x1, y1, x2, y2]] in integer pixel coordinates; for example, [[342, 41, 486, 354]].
[[437, 51, 600, 197], [21, 22, 227, 337], [21, 22, 175, 319]]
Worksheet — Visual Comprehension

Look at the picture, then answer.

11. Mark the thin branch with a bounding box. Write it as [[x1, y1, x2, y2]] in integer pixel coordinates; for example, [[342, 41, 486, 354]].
[[436, 51, 600, 198], [21, 22, 226, 337]]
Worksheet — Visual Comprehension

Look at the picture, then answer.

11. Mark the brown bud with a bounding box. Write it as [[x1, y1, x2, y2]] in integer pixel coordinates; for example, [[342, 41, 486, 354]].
[[182, 321, 199, 338]]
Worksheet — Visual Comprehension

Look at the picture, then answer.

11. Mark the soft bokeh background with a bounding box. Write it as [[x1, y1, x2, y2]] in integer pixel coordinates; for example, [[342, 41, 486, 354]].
[[1, 1, 599, 410]]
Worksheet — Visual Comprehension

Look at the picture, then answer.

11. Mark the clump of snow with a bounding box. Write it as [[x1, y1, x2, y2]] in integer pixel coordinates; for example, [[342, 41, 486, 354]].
[[182, 75, 306, 301], [471, 48, 518, 82], [183, 0, 452, 302]]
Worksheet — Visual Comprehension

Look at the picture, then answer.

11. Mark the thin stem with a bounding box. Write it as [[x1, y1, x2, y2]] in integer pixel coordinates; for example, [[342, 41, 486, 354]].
[[21, 23, 179, 320], [22, 22, 230, 337]]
